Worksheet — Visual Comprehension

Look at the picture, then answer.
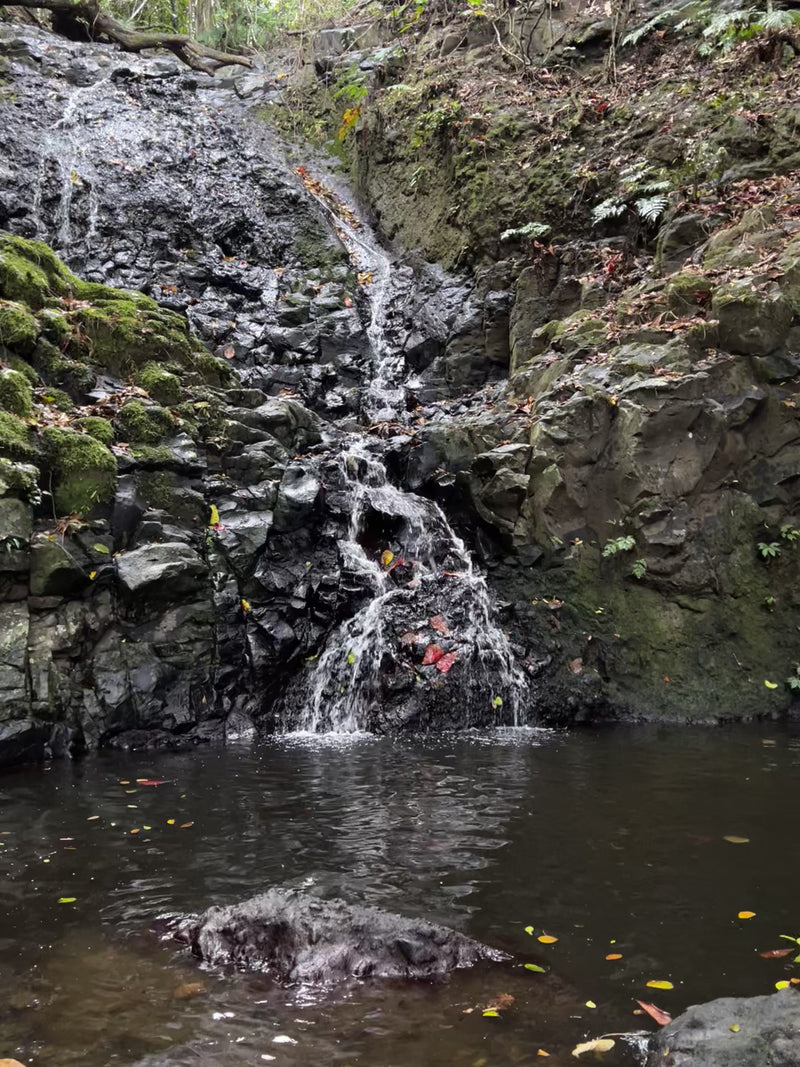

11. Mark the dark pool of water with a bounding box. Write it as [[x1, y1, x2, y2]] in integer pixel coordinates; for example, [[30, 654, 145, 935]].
[[1, 724, 798, 1066]]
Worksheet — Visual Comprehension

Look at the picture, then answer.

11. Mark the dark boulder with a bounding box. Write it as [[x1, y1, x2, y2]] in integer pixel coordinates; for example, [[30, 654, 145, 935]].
[[647, 988, 800, 1066], [165, 888, 508, 983]]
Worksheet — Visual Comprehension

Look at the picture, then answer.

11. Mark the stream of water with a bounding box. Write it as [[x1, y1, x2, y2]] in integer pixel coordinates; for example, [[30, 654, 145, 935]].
[[1, 725, 798, 1066]]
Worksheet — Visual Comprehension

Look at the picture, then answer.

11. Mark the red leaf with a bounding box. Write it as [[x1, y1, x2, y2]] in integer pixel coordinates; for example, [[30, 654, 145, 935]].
[[137, 779, 167, 786], [760, 948, 794, 958], [387, 557, 407, 573], [636, 1001, 672, 1026], [422, 644, 444, 666], [436, 651, 458, 673], [430, 615, 450, 635]]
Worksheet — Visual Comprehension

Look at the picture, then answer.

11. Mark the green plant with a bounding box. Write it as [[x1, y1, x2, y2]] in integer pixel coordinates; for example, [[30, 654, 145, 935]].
[[592, 162, 672, 226], [757, 541, 781, 559], [603, 534, 636, 557], [411, 98, 463, 148], [631, 558, 647, 579], [780, 524, 800, 543], [787, 666, 800, 691], [500, 221, 551, 242]]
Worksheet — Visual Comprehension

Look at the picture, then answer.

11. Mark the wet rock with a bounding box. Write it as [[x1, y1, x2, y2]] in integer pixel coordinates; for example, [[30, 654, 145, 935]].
[[646, 989, 800, 1066], [29, 534, 87, 596], [116, 543, 208, 597], [167, 888, 508, 982]]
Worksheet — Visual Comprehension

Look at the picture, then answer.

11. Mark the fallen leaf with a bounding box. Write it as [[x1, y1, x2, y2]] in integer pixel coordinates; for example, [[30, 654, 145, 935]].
[[180, 822, 194, 829], [724, 836, 750, 844], [241, 598, 251, 613], [492, 695, 504, 708], [524, 925, 534, 935], [636, 1000, 672, 1025], [586, 1000, 597, 1008], [776, 980, 790, 990], [87, 816, 100, 821], [525, 963, 546, 973], [430, 614, 450, 635], [422, 644, 444, 666], [487, 993, 515, 1010], [381, 549, 394, 567], [537, 1052, 551, 1058], [399, 632, 419, 645], [646, 980, 674, 990], [58, 897, 76, 904], [738, 911, 756, 919], [223, 345, 236, 359], [482, 1009, 499, 1017], [130, 828, 139, 835], [436, 651, 458, 673], [568, 657, 583, 674], [137, 779, 167, 786], [760, 948, 793, 958], [174, 981, 207, 999], [605, 953, 622, 960], [572, 1038, 615, 1057], [209, 504, 220, 526], [764, 680, 778, 689], [119, 780, 130, 785], [167, 819, 175, 825], [730, 1024, 741, 1032], [538, 935, 558, 944]]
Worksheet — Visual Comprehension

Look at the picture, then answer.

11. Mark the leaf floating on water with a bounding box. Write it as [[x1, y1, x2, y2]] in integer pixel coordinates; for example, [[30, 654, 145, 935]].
[[180, 822, 194, 829], [492, 696, 504, 708], [537, 1052, 550, 1058], [436, 651, 458, 673], [524, 925, 534, 935], [137, 780, 167, 787], [130, 828, 140, 835], [524, 963, 546, 973], [585, 1000, 597, 1009], [87, 816, 100, 821], [174, 981, 207, 999], [430, 614, 450, 635], [58, 897, 77, 904], [167, 819, 175, 825], [730, 1024, 741, 1032], [646, 980, 674, 990], [776, 980, 790, 990], [764, 680, 779, 689], [208, 504, 220, 526], [422, 644, 444, 666], [572, 1038, 615, 1057], [605, 953, 622, 960], [241, 598, 251, 613], [636, 1000, 672, 1026], [119, 780, 130, 785], [381, 549, 394, 567], [346, 650, 356, 666], [538, 935, 558, 944], [482, 1009, 499, 1017], [760, 948, 793, 958], [738, 911, 756, 919], [723, 836, 750, 844]]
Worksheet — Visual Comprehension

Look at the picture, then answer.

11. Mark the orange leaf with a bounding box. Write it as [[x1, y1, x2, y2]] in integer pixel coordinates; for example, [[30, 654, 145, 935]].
[[422, 644, 444, 666], [430, 614, 450, 635], [760, 948, 793, 958], [605, 953, 622, 960], [538, 934, 558, 944], [636, 1000, 672, 1026]]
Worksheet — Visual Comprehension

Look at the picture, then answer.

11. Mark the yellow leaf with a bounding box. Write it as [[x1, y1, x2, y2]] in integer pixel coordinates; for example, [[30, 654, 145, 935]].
[[764, 680, 779, 689], [89, 571, 97, 580], [482, 1009, 499, 1017], [723, 835, 750, 844], [143, 825, 152, 831], [381, 549, 394, 567], [730, 1024, 741, 1032], [538, 934, 558, 944], [585, 1000, 597, 1008], [524, 925, 534, 935], [167, 819, 175, 825], [209, 504, 220, 526], [572, 1038, 615, 1057], [525, 963, 546, 973], [537, 1051, 550, 1057], [776, 980, 790, 990], [646, 980, 674, 990], [58, 897, 76, 904], [738, 911, 756, 919], [241, 598, 250, 613]]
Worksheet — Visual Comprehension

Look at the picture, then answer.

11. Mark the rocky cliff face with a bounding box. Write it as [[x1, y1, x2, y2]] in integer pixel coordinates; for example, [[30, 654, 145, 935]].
[[1, 6, 799, 765]]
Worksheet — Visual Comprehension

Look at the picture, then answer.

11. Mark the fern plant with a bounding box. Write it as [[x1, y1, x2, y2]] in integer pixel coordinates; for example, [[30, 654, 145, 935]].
[[592, 162, 672, 226], [500, 221, 551, 242]]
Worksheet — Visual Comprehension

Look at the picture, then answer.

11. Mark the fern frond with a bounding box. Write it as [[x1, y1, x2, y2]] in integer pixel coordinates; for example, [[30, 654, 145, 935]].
[[621, 7, 681, 46], [592, 199, 627, 225], [702, 8, 757, 37], [500, 221, 551, 241], [761, 9, 800, 30], [635, 194, 669, 222], [641, 179, 672, 193]]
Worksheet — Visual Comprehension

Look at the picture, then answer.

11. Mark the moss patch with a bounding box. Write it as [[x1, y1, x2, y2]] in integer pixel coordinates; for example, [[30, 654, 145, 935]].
[[115, 400, 176, 444], [0, 410, 35, 459], [0, 368, 33, 416], [0, 299, 39, 353], [41, 426, 116, 516], [77, 416, 114, 446], [135, 361, 181, 405]]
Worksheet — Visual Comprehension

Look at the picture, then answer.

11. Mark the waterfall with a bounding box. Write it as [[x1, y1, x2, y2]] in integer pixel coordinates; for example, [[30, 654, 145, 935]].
[[282, 185, 530, 734]]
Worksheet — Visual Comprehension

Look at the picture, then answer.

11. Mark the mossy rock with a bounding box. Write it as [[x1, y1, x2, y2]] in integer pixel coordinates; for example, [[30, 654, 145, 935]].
[[711, 281, 793, 356], [41, 426, 116, 516], [0, 234, 73, 306], [0, 457, 39, 499], [192, 351, 235, 387], [0, 368, 32, 416], [9, 356, 38, 385], [135, 361, 181, 406], [0, 410, 35, 459], [39, 388, 75, 413], [77, 416, 114, 446], [31, 339, 94, 397], [36, 308, 70, 345], [115, 400, 176, 444], [0, 299, 39, 354]]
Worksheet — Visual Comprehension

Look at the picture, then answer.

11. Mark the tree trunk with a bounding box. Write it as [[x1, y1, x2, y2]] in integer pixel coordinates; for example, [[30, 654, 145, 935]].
[[8, 0, 252, 73]]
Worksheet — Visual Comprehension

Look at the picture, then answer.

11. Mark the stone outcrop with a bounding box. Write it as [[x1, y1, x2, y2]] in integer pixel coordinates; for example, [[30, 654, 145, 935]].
[[647, 988, 800, 1066], [164, 888, 508, 982]]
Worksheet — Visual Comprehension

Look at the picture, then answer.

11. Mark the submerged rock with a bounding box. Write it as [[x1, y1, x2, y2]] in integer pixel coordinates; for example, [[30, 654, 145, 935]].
[[166, 888, 508, 983], [647, 989, 800, 1066]]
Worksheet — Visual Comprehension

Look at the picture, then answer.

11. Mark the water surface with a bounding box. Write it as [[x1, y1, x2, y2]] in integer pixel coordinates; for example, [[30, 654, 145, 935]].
[[1, 724, 797, 1065]]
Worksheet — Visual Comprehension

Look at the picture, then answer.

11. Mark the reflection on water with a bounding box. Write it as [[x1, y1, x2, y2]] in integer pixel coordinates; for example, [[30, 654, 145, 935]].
[[1, 724, 799, 1066]]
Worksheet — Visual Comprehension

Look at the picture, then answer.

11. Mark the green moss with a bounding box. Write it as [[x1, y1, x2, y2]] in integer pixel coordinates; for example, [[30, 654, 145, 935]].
[[0, 234, 77, 306], [0, 457, 39, 499], [9, 356, 38, 385], [39, 388, 75, 413], [41, 426, 116, 516], [115, 400, 176, 444], [135, 469, 175, 510], [77, 416, 114, 446], [135, 361, 181, 405], [193, 352, 234, 388], [0, 410, 35, 458], [0, 299, 39, 353], [36, 308, 70, 344], [0, 369, 32, 416], [130, 444, 173, 464], [31, 339, 94, 396]]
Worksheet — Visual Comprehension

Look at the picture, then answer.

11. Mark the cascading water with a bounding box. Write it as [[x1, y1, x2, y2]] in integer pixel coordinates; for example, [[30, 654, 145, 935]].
[[282, 191, 530, 734]]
